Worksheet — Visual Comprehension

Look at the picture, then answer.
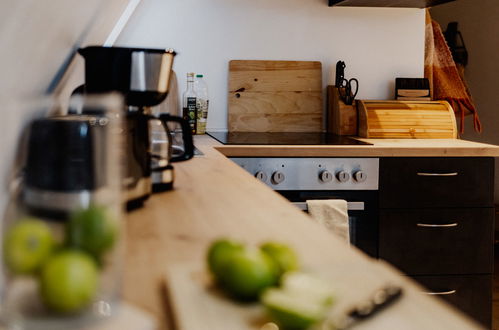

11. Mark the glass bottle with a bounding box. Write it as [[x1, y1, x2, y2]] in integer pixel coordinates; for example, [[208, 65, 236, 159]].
[[182, 72, 197, 135], [194, 74, 209, 135], [0, 94, 125, 330]]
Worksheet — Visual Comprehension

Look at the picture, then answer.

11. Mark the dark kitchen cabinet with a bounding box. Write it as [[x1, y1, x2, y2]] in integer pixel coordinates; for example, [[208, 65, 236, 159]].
[[412, 275, 492, 326], [379, 157, 494, 327], [379, 157, 494, 209], [328, 0, 455, 8], [379, 208, 494, 275]]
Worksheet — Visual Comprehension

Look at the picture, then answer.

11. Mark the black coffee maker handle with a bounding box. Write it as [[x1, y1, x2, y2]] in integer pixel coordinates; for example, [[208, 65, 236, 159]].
[[158, 114, 194, 162]]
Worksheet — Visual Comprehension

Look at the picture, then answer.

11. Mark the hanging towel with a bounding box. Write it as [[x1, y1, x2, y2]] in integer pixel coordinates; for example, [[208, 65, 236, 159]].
[[306, 199, 350, 244], [424, 10, 482, 134]]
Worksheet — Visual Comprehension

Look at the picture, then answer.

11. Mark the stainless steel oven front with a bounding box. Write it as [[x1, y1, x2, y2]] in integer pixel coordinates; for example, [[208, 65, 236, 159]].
[[230, 157, 379, 258]]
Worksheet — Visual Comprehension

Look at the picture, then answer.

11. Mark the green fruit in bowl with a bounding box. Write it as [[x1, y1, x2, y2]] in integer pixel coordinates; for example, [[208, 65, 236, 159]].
[[218, 248, 278, 301], [40, 250, 98, 314], [3, 218, 55, 275], [207, 238, 244, 280], [66, 205, 117, 261], [260, 242, 299, 278]]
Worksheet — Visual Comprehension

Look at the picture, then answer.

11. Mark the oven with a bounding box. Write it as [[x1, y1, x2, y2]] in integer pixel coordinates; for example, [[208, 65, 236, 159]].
[[230, 157, 379, 258]]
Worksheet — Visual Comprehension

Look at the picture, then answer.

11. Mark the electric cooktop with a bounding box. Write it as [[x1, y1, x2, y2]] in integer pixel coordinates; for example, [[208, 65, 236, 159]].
[[207, 132, 372, 146]]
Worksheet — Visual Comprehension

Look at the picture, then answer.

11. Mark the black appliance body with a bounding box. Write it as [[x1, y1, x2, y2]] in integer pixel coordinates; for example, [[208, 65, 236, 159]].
[[230, 157, 379, 258], [24, 115, 109, 217], [78, 46, 193, 208], [78, 46, 176, 106]]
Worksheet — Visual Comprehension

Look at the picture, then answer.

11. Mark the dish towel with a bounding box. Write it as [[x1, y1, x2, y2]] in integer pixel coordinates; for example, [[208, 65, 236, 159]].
[[306, 199, 350, 244], [424, 9, 482, 134]]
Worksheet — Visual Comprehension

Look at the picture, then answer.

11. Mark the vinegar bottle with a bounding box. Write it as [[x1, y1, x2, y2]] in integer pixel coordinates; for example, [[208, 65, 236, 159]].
[[194, 74, 209, 135]]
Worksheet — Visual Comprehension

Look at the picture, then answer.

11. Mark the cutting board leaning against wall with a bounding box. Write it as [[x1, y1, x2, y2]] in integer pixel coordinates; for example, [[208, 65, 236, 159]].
[[228, 60, 323, 132]]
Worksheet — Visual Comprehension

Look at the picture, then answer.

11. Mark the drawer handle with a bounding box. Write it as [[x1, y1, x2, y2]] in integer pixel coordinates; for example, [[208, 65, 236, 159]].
[[423, 290, 457, 296], [417, 172, 458, 177], [417, 223, 458, 228]]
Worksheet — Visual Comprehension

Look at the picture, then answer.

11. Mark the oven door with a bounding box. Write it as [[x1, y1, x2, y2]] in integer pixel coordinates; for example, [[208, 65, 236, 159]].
[[277, 190, 378, 258]]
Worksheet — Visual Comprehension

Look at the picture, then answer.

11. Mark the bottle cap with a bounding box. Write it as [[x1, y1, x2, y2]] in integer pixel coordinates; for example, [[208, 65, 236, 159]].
[[196, 74, 203, 78]]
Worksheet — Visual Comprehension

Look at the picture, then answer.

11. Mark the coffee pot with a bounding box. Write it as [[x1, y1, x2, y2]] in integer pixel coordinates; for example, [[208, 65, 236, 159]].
[[150, 71, 194, 191], [78, 46, 194, 209]]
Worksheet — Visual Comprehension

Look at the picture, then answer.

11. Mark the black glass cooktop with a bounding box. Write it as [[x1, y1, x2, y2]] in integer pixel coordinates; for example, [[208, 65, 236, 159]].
[[207, 132, 372, 146]]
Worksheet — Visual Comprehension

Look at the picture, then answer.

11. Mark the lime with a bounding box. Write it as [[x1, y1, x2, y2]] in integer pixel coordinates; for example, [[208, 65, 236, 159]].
[[3, 218, 55, 275], [40, 250, 98, 314], [206, 239, 244, 280], [219, 248, 278, 301], [260, 242, 299, 278], [66, 205, 117, 261]]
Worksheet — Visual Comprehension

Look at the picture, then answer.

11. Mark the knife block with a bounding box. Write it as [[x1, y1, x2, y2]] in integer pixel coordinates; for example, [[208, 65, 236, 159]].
[[327, 85, 358, 136]]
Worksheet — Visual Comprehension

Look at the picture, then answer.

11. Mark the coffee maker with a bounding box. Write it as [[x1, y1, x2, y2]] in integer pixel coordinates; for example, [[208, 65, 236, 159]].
[[78, 46, 194, 209]]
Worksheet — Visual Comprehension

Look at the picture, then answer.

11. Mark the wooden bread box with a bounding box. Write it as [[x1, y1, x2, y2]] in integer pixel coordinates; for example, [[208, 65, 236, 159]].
[[357, 100, 458, 139]]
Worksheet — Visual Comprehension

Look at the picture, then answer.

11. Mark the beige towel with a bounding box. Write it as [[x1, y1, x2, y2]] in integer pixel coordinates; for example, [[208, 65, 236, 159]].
[[307, 199, 350, 244]]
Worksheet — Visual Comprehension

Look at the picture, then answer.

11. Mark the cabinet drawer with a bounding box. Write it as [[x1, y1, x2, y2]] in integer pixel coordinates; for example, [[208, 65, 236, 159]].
[[380, 158, 494, 208], [412, 274, 492, 327], [379, 208, 494, 275]]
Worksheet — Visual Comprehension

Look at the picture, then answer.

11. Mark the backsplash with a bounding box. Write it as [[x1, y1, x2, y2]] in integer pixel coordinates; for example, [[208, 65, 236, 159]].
[[117, 0, 426, 131]]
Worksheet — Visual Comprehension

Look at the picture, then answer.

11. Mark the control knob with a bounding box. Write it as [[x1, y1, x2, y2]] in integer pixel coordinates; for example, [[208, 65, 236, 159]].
[[255, 171, 267, 182], [336, 171, 350, 183], [271, 171, 285, 185], [353, 170, 367, 183], [319, 170, 333, 183]]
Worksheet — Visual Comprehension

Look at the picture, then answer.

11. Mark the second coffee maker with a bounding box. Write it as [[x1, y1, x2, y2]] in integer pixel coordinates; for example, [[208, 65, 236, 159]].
[[78, 46, 194, 209]]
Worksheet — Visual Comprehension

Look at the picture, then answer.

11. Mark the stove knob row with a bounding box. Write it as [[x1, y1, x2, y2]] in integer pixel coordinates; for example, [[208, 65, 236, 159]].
[[318, 170, 368, 183], [256, 169, 367, 185]]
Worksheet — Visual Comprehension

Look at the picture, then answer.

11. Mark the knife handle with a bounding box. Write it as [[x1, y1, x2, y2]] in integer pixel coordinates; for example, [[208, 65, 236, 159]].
[[349, 285, 403, 320]]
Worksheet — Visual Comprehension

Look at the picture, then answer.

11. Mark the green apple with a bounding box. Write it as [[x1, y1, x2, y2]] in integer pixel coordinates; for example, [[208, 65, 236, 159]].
[[3, 218, 55, 275], [40, 250, 98, 314], [66, 205, 117, 262], [207, 238, 244, 280], [261, 272, 335, 329], [260, 242, 299, 278], [219, 248, 278, 301]]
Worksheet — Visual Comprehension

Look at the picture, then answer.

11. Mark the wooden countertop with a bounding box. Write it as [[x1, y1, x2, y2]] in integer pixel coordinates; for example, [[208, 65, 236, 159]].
[[124, 136, 482, 329], [215, 136, 499, 157]]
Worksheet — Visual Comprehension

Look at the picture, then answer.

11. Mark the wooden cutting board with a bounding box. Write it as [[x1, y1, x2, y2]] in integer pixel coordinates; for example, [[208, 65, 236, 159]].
[[228, 60, 323, 132], [163, 262, 445, 330]]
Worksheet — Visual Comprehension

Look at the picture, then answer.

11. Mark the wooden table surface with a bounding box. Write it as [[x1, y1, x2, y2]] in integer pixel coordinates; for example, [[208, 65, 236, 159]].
[[124, 135, 485, 329]]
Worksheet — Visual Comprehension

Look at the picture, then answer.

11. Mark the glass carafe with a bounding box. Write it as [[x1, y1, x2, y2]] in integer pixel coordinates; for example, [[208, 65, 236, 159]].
[[0, 94, 125, 330]]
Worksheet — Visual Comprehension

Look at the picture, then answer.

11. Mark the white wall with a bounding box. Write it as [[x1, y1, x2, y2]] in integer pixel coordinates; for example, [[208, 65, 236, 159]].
[[117, 0, 426, 131], [431, 0, 499, 202]]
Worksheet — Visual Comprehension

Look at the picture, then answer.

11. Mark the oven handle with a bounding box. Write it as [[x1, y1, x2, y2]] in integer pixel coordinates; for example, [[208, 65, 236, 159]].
[[292, 201, 365, 211]]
